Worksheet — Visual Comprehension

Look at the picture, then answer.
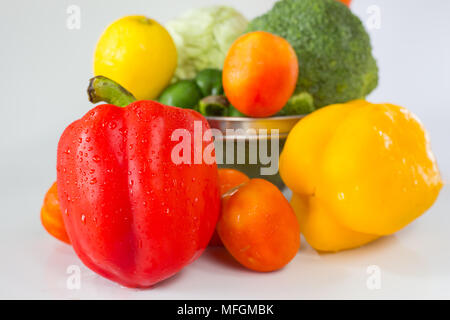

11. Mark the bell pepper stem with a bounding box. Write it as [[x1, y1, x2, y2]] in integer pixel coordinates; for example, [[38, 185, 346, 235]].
[[198, 95, 229, 116], [87, 76, 136, 107]]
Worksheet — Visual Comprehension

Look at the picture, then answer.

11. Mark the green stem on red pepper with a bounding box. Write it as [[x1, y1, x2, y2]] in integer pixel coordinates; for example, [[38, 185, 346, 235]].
[[87, 76, 136, 107]]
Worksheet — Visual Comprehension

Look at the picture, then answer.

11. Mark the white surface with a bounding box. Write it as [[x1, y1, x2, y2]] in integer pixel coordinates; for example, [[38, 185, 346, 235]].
[[0, 0, 449, 299]]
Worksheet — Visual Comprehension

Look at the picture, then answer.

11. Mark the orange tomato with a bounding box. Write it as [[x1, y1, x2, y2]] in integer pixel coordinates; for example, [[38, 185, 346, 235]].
[[339, 0, 352, 6], [217, 179, 300, 271], [41, 182, 70, 244], [223, 31, 299, 118], [209, 169, 250, 246]]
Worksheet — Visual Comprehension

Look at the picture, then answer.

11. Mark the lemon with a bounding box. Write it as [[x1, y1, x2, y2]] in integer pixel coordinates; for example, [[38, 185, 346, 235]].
[[94, 16, 177, 100]]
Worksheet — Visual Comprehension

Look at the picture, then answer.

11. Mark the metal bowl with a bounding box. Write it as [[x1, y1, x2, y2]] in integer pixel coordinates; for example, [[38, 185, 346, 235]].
[[206, 115, 304, 189]]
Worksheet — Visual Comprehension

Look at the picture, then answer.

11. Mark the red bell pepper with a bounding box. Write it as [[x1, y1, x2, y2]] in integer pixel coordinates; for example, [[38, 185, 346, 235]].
[[56, 77, 220, 287]]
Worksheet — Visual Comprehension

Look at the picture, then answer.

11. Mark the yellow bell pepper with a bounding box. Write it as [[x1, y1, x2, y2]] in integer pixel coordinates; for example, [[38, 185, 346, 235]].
[[280, 100, 443, 252]]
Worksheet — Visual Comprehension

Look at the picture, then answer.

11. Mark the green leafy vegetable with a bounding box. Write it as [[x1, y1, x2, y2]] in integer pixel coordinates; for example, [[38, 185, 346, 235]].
[[166, 6, 248, 81], [277, 92, 315, 116]]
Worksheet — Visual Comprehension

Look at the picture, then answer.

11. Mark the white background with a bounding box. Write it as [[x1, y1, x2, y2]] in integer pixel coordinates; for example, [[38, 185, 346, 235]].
[[0, 0, 449, 299]]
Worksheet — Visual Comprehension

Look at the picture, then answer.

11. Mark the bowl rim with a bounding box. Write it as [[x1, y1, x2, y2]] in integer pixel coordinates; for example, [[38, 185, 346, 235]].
[[205, 114, 305, 122]]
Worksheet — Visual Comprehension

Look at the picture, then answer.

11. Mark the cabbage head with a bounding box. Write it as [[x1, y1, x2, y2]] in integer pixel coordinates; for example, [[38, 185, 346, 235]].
[[166, 6, 248, 81]]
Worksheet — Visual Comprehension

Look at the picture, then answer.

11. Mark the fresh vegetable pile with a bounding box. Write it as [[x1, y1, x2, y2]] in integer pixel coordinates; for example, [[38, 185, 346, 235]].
[[40, 0, 442, 288]]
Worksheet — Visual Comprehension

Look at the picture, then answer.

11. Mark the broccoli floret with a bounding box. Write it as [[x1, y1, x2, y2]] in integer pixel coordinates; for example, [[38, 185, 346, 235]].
[[247, 0, 379, 109], [277, 92, 315, 116]]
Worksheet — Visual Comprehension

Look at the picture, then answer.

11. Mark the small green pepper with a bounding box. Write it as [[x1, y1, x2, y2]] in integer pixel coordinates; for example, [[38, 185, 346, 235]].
[[195, 69, 223, 97], [158, 80, 203, 109]]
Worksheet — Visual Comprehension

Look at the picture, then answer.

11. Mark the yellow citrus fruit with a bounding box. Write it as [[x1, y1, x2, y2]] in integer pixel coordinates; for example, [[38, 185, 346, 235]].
[[280, 100, 443, 252], [94, 16, 177, 100]]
